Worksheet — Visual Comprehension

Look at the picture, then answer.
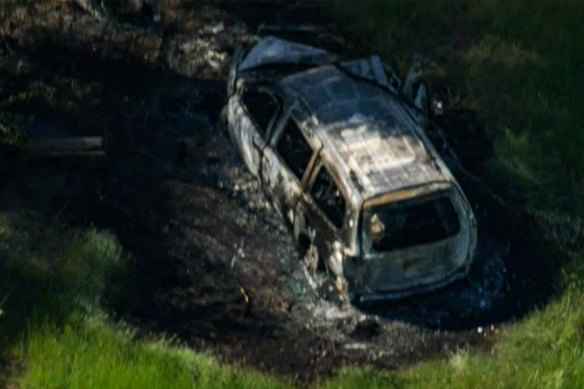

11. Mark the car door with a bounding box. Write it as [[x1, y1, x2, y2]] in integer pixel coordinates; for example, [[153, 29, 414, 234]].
[[229, 87, 280, 177], [260, 106, 320, 225], [296, 159, 347, 275]]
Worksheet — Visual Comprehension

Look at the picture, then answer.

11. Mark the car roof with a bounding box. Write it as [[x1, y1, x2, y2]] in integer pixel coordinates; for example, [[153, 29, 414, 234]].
[[276, 64, 449, 199]]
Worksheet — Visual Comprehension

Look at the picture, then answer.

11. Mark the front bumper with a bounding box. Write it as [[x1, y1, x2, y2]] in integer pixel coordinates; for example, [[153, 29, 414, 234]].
[[352, 264, 470, 304]]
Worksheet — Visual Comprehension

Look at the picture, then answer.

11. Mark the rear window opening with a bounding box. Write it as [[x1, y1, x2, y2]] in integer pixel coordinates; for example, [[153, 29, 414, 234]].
[[367, 196, 460, 252]]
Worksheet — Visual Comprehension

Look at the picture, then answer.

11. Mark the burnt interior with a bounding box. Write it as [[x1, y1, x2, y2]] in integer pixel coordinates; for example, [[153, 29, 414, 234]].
[[311, 164, 345, 228], [368, 195, 460, 251], [275, 118, 313, 179]]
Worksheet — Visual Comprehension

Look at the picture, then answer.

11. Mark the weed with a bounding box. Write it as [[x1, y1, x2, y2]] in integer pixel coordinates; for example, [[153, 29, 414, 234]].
[[0, 111, 26, 148]]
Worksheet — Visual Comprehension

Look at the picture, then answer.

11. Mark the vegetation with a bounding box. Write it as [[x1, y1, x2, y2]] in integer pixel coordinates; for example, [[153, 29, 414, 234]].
[[16, 317, 290, 389], [0, 111, 26, 148]]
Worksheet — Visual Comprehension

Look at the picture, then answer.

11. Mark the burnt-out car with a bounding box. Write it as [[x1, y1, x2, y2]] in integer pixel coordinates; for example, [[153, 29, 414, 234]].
[[224, 36, 477, 302]]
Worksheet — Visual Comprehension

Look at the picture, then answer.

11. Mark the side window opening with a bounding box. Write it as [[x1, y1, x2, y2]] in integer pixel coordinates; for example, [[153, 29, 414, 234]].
[[241, 89, 278, 136], [276, 118, 313, 179], [311, 165, 346, 228]]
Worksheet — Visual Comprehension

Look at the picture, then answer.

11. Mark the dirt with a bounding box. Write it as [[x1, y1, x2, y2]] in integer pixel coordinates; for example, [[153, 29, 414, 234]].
[[0, 0, 561, 383]]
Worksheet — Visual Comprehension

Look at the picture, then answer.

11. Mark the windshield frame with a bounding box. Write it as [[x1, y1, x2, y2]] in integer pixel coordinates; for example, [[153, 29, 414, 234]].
[[361, 184, 464, 255]]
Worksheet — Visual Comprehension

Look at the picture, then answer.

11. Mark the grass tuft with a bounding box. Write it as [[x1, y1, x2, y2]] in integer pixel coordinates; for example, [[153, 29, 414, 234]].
[[464, 34, 544, 70], [13, 315, 291, 389], [0, 111, 27, 148], [0, 211, 121, 326]]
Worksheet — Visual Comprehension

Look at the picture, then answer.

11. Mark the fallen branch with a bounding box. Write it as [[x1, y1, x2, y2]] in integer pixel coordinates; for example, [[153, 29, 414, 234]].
[[21, 136, 105, 157]]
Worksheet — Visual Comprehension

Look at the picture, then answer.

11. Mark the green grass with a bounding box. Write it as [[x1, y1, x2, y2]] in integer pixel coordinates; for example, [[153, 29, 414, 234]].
[[14, 316, 290, 389], [0, 211, 120, 386], [0, 211, 121, 324]]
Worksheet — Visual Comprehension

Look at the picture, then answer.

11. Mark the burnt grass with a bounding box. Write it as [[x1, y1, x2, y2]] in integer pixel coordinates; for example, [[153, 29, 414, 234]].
[[0, 0, 562, 382]]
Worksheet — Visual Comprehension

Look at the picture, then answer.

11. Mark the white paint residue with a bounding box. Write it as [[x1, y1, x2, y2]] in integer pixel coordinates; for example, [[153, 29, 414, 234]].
[[338, 124, 421, 194], [343, 342, 368, 350], [340, 125, 416, 173], [308, 300, 356, 321]]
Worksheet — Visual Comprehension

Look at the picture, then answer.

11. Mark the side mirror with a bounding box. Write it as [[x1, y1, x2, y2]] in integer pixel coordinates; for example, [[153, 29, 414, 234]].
[[413, 82, 429, 115]]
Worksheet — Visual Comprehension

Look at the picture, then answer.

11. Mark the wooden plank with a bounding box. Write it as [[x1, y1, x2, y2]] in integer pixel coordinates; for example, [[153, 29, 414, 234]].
[[22, 136, 105, 157]]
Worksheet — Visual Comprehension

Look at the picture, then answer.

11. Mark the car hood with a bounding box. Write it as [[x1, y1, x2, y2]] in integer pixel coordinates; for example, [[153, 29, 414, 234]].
[[238, 36, 337, 72]]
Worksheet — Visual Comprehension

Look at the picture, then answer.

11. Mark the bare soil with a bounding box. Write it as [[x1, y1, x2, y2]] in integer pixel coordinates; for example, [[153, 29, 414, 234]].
[[0, 1, 561, 382]]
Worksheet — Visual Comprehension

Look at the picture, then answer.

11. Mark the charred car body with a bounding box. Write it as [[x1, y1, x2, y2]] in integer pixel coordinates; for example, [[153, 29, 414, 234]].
[[224, 36, 477, 302]]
